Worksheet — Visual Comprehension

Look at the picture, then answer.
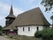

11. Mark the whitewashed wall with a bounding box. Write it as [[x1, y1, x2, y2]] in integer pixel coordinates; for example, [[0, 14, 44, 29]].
[[39, 26, 43, 31], [17, 26, 43, 36]]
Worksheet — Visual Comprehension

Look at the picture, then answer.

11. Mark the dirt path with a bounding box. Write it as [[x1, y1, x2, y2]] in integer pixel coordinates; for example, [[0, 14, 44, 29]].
[[0, 36, 10, 40]]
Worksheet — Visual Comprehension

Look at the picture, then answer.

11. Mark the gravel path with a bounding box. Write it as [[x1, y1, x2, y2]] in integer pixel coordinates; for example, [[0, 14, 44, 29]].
[[0, 36, 10, 40]]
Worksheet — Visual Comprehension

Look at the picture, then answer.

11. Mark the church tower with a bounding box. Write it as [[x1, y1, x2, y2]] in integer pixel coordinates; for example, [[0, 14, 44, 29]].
[[5, 6, 15, 26]]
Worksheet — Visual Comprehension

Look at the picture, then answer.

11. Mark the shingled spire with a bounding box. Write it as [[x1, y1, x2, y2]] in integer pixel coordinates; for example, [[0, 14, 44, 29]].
[[5, 5, 16, 26], [9, 5, 13, 15], [6, 5, 15, 19]]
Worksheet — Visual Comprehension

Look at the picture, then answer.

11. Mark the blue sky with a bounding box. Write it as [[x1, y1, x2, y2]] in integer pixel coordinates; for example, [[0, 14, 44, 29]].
[[0, 0, 52, 27]]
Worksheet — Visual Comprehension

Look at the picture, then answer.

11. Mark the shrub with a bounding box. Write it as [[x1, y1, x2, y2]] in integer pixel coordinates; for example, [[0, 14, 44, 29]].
[[34, 28, 53, 40]]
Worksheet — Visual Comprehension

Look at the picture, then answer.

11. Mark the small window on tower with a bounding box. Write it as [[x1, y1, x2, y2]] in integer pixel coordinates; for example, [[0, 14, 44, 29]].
[[28, 27, 30, 31], [23, 27, 24, 31]]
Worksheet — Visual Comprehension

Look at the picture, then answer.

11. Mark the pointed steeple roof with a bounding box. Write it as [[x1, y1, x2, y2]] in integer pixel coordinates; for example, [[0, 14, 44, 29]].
[[6, 5, 15, 19], [9, 5, 13, 15]]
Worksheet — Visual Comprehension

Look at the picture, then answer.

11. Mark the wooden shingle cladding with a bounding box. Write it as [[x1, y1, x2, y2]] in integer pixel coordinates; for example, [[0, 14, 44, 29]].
[[4, 7, 50, 30], [5, 6, 16, 27]]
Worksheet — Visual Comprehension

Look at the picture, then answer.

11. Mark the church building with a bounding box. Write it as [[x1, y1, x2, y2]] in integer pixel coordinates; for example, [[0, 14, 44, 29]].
[[4, 6, 50, 36]]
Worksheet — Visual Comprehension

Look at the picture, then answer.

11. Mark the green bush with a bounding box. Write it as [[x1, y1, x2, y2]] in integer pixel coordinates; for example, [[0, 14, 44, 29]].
[[35, 28, 53, 40]]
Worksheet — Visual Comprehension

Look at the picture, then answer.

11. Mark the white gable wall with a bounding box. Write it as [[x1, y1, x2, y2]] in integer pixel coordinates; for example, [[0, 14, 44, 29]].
[[17, 26, 43, 36]]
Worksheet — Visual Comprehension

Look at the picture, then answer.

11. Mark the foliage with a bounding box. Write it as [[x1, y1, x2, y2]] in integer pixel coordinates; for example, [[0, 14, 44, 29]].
[[35, 28, 53, 40], [41, 0, 53, 11], [0, 25, 3, 31], [51, 15, 53, 20], [51, 15, 53, 27]]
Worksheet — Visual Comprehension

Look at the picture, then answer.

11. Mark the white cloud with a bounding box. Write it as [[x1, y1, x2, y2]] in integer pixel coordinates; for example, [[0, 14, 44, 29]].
[[0, 16, 4, 20], [0, 2, 24, 15], [0, 2, 10, 13], [0, 16, 5, 27], [13, 7, 24, 16], [27, 0, 35, 4]]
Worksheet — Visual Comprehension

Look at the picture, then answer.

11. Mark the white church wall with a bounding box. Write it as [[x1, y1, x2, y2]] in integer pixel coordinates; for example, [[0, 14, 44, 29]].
[[39, 26, 43, 31], [17, 26, 44, 36]]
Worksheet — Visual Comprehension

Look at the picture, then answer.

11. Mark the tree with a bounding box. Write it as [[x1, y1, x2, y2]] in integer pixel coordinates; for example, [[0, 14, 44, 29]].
[[0, 25, 3, 32], [50, 15, 53, 27], [41, 0, 53, 11], [35, 28, 53, 40]]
